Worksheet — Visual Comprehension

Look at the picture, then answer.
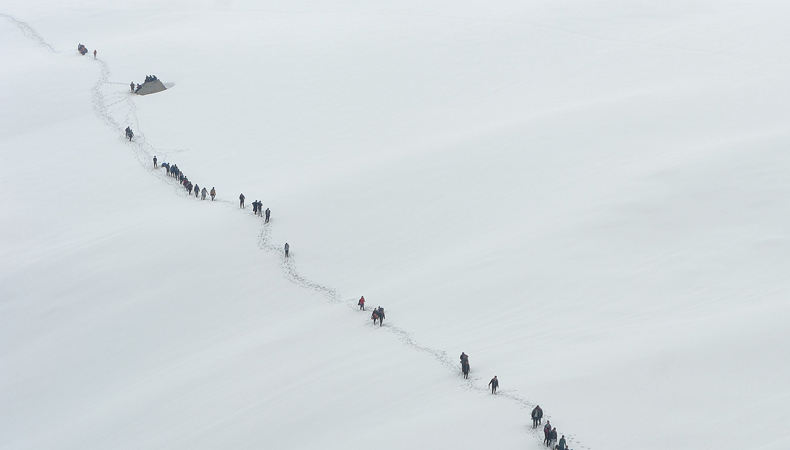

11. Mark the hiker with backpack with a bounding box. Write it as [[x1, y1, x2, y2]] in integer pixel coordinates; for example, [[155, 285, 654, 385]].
[[376, 306, 385, 326], [531, 405, 543, 428], [358, 296, 365, 311]]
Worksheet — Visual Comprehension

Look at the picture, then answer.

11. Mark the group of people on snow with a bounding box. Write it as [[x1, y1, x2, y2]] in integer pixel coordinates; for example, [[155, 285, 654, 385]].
[[251, 200, 270, 222], [541, 420, 566, 449], [532, 408, 567, 449], [155, 156, 216, 201], [77, 43, 97, 58], [371, 306, 385, 326]]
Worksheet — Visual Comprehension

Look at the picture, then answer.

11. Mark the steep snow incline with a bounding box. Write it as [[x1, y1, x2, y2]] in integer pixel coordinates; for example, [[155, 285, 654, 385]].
[[0, 16, 538, 450], [3, 2, 790, 450]]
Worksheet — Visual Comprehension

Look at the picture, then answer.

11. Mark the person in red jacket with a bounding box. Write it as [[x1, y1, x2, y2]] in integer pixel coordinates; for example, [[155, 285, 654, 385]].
[[358, 296, 365, 311]]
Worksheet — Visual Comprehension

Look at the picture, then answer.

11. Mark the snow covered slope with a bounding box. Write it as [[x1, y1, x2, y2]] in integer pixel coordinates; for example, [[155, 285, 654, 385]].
[[2, 2, 790, 449]]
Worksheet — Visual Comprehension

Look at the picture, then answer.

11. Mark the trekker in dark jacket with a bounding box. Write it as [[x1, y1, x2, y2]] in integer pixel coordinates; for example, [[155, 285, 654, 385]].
[[239, 193, 245, 208], [264, 207, 270, 223], [377, 307, 385, 326], [531, 405, 543, 428], [201, 187, 207, 200], [153, 155, 157, 168], [358, 296, 365, 310], [488, 376, 499, 394]]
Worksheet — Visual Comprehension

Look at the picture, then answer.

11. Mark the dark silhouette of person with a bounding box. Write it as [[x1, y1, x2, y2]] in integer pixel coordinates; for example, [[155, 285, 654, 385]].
[[489, 376, 499, 394], [284, 242, 290, 257], [264, 208, 270, 223], [153, 155, 157, 168], [239, 193, 245, 208], [531, 405, 543, 428], [210, 187, 216, 201], [130, 82, 135, 92], [376, 307, 385, 326], [358, 296, 365, 310]]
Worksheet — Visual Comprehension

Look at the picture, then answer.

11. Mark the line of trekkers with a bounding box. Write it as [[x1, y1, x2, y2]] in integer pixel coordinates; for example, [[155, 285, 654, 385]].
[[154, 155, 216, 202], [462, 354, 570, 449]]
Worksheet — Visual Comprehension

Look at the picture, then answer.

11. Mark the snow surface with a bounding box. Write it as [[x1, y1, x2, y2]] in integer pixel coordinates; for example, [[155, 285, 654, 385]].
[[2, 2, 790, 449]]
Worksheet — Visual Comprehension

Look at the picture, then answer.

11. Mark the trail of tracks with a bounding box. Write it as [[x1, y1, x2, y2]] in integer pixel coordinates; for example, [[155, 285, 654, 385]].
[[2, 13, 587, 450]]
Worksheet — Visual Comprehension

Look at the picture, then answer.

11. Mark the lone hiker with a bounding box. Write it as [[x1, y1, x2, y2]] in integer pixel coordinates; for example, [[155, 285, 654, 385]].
[[93, 49, 97, 59], [460, 353, 470, 379], [239, 193, 245, 208], [284, 243, 290, 257], [210, 187, 216, 201], [264, 207, 270, 223], [358, 296, 365, 310], [531, 405, 543, 428], [125, 126, 133, 141], [153, 155, 157, 168], [488, 376, 499, 394], [130, 81, 135, 92]]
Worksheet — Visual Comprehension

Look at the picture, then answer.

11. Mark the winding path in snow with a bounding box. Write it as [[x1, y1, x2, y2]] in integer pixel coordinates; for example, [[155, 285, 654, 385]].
[[2, 13, 587, 449]]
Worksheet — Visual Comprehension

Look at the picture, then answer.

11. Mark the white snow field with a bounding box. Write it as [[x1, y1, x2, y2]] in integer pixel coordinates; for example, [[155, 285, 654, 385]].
[[2, 1, 790, 449]]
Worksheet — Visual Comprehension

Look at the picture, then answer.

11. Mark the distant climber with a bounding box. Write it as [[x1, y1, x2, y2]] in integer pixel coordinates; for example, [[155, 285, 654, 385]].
[[210, 187, 216, 201], [264, 207, 270, 223], [194, 184, 199, 198], [460, 352, 470, 378], [93, 49, 97, 59], [371, 309, 379, 325], [488, 376, 499, 394], [549, 428, 557, 448], [376, 306, 385, 326], [201, 187, 207, 200], [557, 435, 567, 450], [130, 82, 135, 92], [252, 200, 258, 215], [358, 296, 365, 310], [153, 155, 157, 168], [531, 405, 543, 428], [125, 126, 133, 141], [284, 242, 290, 257], [77, 44, 87, 55], [239, 193, 245, 208], [256, 201, 263, 217]]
